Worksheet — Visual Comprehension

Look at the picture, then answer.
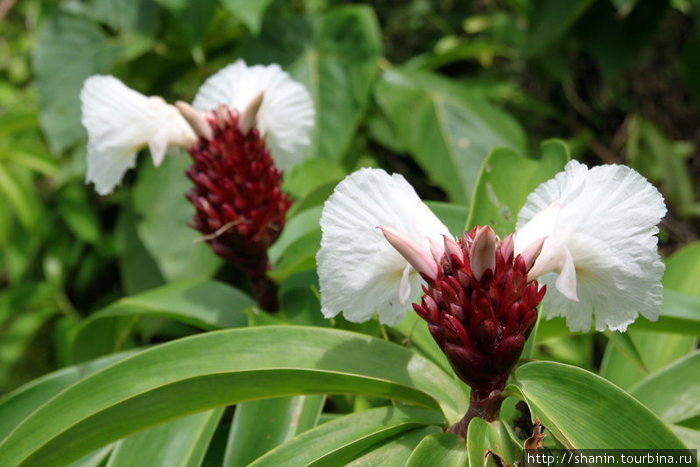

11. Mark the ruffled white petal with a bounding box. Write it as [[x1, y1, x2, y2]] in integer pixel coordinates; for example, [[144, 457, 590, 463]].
[[81, 76, 196, 195], [317, 168, 450, 326], [515, 160, 666, 332], [192, 60, 315, 170]]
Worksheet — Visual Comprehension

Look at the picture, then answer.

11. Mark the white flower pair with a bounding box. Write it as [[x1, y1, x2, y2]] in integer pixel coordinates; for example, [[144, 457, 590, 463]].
[[80, 60, 315, 195], [317, 162, 666, 332]]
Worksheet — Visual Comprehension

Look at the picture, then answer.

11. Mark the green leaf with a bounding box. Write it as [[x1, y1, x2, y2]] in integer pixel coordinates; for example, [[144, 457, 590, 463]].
[[33, 11, 123, 153], [250, 405, 443, 466], [268, 207, 322, 266], [282, 158, 346, 201], [239, 6, 383, 163], [345, 426, 441, 467], [68, 445, 114, 467], [600, 329, 696, 390], [0, 326, 467, 466], [663, 241, 700, 296], [71, 279, 252, 363], [629, 289, 700, 335], [466, 418, 516, 467], [107, 408, 224, 467], [467, 140, 569, 235], [0, 164, 42, 231], [629, 351, 700, 425], [424, 202, 469, 237], [405, 432, 467, 467], [0, 351, 136, 440], [132, 153, 222, 282], [512, 361, 687, 449], [627, 116, 697, 217], [220, 0, 274, 34], [57, 186, 100, 245], [375, 67, 527, 205], [223, 395, 324, 467]]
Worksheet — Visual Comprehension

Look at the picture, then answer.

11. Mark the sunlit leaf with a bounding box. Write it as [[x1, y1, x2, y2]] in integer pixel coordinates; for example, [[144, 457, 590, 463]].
[[375, 67, 527, 205], [511, 361, 687, 449], [0, 327, 467, 466]]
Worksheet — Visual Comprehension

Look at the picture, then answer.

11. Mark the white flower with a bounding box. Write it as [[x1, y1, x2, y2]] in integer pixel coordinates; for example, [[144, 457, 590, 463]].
[[192, 59, 315, 171], [316, 168, 450, 326], [514, 160, 666, 332], [80, 76, 197, 195]]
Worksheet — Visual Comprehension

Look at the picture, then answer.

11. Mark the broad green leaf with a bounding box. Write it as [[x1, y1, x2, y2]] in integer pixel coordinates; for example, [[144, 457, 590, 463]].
[[239, 6, 383, 162], [282, 158, 346, 201], [467, 140, 568, 236], [424, 202, 469, 237], [511, 361, 687, 449], [0, 326, 467, 466], [64, 0, 160, 36], [405, 432, 467, 467], [268, 230, 320, 281], [69, 445, 114, 467], [375, 67, 527, 205], [466, 418, 516, 467], [0, 351, 136, 440], [223, 395, 324, 467], [250, 405, 443, 467], [345, 426, 441, 467], [663, 241, 700, 296], [107, 408, 224, 467], [268, 207, 322, 265], [71, 279, 252, 363], [524, 0, 595, 57], [600, 329, 696, 390], [220, 0, 274, 34], [34, 12, 123, 153], [132, 153, 222, 282], [629, 351, 700, 425], [114, 203, 165, 295]]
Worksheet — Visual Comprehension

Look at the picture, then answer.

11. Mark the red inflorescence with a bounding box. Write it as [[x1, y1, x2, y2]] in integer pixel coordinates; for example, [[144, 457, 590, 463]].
[[185, 106, 292, 309], [413, 227, 546, 398]]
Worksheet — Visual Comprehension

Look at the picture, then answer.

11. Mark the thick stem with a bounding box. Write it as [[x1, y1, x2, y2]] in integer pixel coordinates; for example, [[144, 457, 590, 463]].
[[447, 387, 505, 437], [244, 255, 279, 312]]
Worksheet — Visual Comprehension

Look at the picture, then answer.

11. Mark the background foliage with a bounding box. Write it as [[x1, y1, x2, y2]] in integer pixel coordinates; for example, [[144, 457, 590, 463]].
[[1, 0, 699, 465]]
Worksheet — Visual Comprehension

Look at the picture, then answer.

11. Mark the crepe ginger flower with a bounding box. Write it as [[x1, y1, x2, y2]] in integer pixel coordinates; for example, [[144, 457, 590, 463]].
[[317, 168, 451, 325], [192, 59, 315, 171], [81, 61, 315, 311], [80, 76, 197, 195], [514, 160, 666, 332]]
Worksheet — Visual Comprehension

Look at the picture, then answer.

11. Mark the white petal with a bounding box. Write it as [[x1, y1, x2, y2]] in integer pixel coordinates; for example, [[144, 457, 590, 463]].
[[193, 59, 315, 170], [80, 76, 196, 194], [316, 168, 450, 325], [516, 160, 666, 331]]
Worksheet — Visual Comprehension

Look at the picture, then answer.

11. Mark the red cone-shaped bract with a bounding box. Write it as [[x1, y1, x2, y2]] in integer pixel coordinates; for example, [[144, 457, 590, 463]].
[[186, 106, 292, 311], [413, 227, 545, 398]]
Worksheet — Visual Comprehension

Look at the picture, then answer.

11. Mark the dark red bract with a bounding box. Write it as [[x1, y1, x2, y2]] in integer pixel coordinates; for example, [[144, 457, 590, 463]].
[[412, 227, 545, 433], [185, 106, 291, 311]]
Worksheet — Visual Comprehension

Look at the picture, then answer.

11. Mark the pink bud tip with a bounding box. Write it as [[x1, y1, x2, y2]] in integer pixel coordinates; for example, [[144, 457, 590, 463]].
[[469, 226, 497, 280], [378, 226, 438, 280]]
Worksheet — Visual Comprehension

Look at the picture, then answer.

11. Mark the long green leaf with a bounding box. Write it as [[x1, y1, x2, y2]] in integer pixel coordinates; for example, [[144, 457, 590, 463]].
[[0, 326, 467, 467], [71, 279, 252, 363], [0, 352, 136, 440], [223, 395, 325, 467], [629, 351, 700, 425], [106, 408, 224, 467], [345, 426, 441, 467], [405, 432, 467, 467], [249, 405, 443, 466], [511, 361, 687, 449]]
